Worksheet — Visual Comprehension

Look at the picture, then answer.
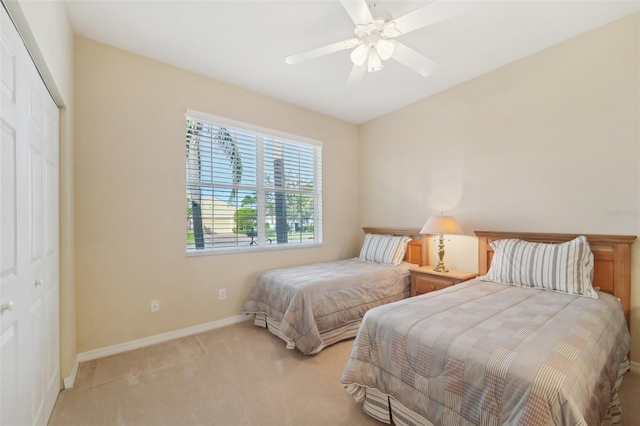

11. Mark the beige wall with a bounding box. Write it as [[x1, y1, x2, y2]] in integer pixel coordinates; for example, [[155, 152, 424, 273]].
[[74, 37, 360, 353], [6, 0, 76, 379], [360, 14, 640, 360]]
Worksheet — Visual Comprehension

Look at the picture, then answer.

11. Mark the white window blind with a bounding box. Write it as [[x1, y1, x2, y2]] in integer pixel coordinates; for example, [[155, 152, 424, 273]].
[[186, 110, 322, 254]]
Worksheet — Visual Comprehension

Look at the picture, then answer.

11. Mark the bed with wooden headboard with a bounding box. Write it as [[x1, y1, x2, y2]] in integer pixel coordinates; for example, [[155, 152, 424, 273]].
[[242, 227, 426, 354], [476, 230, 636, 327], [342, 230, 635, 425]]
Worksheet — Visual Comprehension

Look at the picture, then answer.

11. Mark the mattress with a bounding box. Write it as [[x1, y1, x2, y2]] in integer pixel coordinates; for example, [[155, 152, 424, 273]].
[[341, 279, 631, 425], [241, 258, 413, 354]]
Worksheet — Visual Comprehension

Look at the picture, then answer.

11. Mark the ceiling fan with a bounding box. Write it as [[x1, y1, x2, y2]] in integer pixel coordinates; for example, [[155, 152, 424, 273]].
[[285, 0, 472, 88]]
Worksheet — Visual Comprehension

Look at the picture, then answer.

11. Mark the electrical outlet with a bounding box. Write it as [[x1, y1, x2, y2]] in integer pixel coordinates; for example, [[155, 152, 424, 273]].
[[151, 300, 160, 313], [219, 289, 226, 300]]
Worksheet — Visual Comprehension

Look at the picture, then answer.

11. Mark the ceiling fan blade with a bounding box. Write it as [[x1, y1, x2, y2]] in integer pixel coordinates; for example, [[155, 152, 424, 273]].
[[344, 64, 367, 92], [389, 0, 472, 35], [285, 38, 360, 65], [391, 43, 437, 78], [340, 0, 374, 26]]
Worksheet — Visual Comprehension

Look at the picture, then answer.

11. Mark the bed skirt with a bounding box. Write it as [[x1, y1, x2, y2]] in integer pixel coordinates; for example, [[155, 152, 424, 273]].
[[343, 358, 630, 426], [252, 312, 361, 354]]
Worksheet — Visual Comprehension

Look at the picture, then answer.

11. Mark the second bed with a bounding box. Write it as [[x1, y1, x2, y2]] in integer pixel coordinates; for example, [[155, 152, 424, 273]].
[[241, 227, 428, 354]]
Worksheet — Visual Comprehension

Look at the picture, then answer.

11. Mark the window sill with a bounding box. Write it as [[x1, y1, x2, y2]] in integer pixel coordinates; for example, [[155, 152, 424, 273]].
[[186, 242, 323, 257]]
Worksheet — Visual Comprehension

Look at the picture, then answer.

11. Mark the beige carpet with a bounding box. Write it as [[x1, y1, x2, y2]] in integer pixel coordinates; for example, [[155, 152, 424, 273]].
[[50, 320, 640, 425], [86, 335, 206, 388]]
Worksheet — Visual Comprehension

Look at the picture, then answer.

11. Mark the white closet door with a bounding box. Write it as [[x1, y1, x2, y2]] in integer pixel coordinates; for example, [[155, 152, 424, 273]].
[[1, 6, 60, 425], [28, 35, 60, 426], [1, 6, 25, 424]]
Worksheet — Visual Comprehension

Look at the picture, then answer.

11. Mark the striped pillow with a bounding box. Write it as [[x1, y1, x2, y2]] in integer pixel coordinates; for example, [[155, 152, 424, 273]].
[[358, 234, 412, 266], [484, 236, 597, 298]]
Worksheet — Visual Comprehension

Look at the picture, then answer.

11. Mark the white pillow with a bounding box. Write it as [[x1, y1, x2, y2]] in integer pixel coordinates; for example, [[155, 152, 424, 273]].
[[483, 236, 597, 298], [358, 233, 411, 266]]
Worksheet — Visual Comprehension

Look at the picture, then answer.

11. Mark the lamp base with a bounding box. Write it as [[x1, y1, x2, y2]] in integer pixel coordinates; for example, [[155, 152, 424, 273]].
[[433, 263, 449, 273], [434, 233, 449, 273]]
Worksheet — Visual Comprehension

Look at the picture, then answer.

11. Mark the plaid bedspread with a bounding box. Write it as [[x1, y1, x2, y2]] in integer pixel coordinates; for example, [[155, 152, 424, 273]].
[[341, 279, 630, 425], [242, 259, 411, 354]]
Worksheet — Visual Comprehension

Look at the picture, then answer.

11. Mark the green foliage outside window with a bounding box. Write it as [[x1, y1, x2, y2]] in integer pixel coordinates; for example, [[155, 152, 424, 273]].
[[235, 207, 257, 232]]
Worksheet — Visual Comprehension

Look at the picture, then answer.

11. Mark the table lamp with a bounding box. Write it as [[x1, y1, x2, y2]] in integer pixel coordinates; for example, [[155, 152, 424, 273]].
[[420, 215, 463, 273]]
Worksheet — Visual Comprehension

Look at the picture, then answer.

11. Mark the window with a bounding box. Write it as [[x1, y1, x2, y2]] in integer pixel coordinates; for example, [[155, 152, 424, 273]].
[[186, 110, 322, 254]]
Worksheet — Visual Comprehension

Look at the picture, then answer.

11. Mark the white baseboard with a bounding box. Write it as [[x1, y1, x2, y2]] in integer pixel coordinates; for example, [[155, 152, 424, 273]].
[[630, 360, 640, 375], [63, 314, 250, 389], [63, 358, 80, 389]]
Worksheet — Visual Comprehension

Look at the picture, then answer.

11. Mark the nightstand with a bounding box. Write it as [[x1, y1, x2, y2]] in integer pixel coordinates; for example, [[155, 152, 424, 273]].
[[410, 266, 477, 297]]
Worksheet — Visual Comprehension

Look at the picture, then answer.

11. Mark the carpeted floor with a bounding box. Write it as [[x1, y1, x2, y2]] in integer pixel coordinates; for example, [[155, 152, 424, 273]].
[[50, 320, 640, 425], [618, 367, 640, 426]]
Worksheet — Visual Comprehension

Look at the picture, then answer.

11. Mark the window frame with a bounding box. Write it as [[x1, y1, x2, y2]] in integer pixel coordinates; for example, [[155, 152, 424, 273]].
[[185, 109, 323, 256]]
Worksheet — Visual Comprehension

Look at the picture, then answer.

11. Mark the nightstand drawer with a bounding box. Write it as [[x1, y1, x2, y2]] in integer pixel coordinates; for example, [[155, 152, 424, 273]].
[[409, 266, 477, 297], [413, 275, 453, 295]]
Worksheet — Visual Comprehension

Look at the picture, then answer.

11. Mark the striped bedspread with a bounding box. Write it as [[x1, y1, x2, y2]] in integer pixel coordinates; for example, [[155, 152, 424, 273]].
[[341, 279, 630, 425], [242, 259, 412, 354]]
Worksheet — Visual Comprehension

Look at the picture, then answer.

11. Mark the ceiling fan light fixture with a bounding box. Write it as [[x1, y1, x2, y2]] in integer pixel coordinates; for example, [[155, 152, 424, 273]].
[[367, 49, 383, 72], [382, 22, 401, 37], [285, 0, 471, 84], [373, 17, 386, 30], [354, 24, 371, 39], [375, 39, 396, 61], [350, 43, 369, 66]]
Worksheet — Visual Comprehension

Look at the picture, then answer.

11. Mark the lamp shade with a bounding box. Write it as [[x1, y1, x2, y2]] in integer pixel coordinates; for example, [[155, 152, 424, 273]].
[[420, 216, 463, 235], [350, 44, 369, 67], [375, 39, 395, 61], [367, 49, 383, 72]]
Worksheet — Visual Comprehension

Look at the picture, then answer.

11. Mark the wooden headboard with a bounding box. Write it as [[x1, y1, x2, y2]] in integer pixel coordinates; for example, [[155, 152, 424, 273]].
[[362, 227, 428, 266], [475, 231, 636, 328]]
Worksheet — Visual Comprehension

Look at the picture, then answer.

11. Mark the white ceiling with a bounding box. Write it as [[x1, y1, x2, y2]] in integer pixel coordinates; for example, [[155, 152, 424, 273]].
[[65, 0, 639, 124]]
